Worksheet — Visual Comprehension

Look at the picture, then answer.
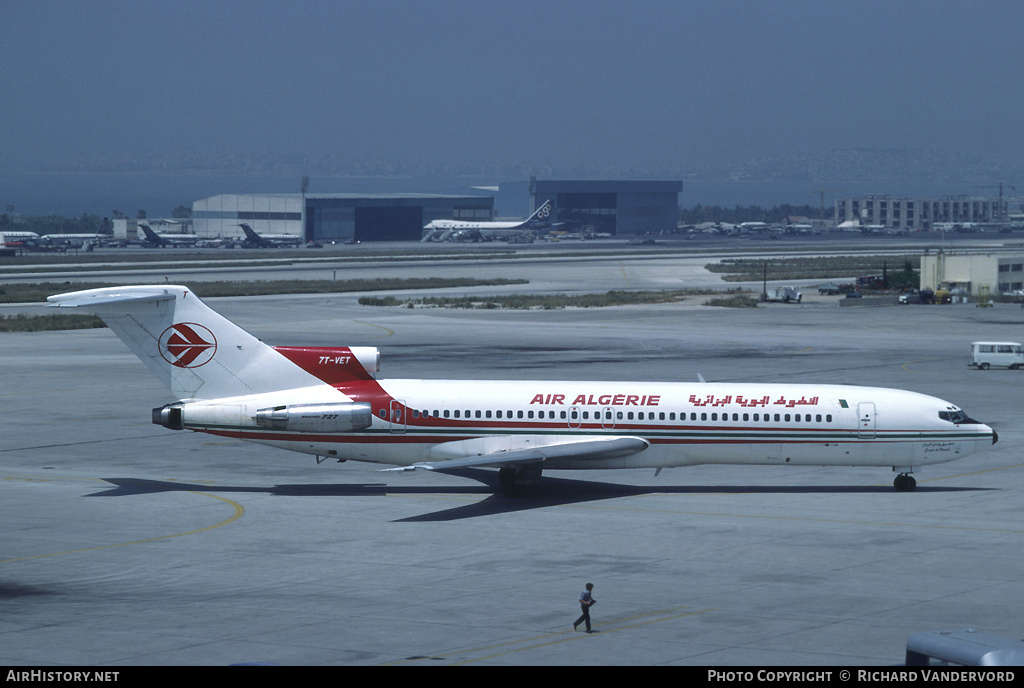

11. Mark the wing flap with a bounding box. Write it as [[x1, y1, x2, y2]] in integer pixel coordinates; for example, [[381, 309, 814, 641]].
[[381, 435, 649, 472]]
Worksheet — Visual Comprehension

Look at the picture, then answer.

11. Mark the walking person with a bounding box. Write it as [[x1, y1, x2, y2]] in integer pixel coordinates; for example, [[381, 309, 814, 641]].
[[573, 582, 596, 633]]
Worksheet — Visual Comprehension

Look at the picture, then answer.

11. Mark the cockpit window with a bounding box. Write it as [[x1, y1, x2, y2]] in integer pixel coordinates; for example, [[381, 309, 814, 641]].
[[939, 410, 969, 423]]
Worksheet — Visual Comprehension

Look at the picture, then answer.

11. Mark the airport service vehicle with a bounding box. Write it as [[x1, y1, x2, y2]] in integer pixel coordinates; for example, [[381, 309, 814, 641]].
[[764, 286, 802, 303], [48, 285, 997, 495], [968, 342, 1024, 370]]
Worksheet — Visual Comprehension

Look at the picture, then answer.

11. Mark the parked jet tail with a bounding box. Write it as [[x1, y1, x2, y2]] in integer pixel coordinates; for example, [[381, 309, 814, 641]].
[[47, 285, 375, 400]]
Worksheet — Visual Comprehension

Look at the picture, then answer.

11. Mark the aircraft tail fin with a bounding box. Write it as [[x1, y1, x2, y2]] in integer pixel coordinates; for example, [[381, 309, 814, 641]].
[[238, 224, 259, 241], [526, 200, 552, 223], [48, 285, 324, 400], [139, 224, 159, 242]]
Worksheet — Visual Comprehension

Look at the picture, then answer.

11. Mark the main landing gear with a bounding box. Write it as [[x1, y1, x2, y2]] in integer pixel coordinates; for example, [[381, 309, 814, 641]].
[[894, 473, 917, 491], [499, 464, 543, 497]]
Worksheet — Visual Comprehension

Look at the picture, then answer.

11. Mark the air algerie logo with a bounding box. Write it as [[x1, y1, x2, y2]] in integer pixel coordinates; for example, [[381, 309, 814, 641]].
[[159, 323, 217, 368]]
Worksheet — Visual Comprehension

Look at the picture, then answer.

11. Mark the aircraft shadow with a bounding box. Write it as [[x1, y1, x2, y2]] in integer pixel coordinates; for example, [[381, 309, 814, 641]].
[[87, 471, 992, 523]]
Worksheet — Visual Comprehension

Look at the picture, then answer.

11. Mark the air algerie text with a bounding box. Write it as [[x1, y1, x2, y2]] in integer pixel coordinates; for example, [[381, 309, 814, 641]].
[[529, 393, 661, 406]]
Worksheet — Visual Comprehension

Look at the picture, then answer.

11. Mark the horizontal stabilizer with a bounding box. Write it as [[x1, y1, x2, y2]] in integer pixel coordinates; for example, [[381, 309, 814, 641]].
[[48, 289, 175, 308], [381, 435, 648, 472]]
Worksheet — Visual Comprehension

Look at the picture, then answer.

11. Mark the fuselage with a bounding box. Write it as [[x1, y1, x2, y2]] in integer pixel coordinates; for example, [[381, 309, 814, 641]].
[[175, 379, 996, 472]]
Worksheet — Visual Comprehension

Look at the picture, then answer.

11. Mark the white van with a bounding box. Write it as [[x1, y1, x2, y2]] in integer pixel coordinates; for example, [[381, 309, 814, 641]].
[[969, 341, 1024, 370]]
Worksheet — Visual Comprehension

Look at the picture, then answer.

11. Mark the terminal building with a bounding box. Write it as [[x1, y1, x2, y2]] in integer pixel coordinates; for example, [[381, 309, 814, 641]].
[[191, 180, 682, 243], [835, 195, 1009, 231]]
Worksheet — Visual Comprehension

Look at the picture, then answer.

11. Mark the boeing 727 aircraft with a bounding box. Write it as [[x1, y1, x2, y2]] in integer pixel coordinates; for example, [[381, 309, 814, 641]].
[[422, 200, 555, 242], [49, 285, 997, 496]]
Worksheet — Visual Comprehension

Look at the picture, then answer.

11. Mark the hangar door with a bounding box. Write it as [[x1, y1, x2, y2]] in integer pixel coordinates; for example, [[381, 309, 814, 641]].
[[355, 206, 423, 242]]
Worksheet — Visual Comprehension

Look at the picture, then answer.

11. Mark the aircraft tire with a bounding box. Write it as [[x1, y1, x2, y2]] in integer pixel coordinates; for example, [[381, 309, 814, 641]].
[[894, 474, 917, 491]]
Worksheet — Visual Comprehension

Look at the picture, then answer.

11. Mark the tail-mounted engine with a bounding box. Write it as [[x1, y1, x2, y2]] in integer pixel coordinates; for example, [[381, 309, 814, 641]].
[[153, 401, 374, 433], [254, 402, 373, 433]]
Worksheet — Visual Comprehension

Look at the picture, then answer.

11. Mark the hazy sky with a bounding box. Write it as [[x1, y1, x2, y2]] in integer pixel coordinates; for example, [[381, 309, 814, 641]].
[[3, 0, 1023, 172]]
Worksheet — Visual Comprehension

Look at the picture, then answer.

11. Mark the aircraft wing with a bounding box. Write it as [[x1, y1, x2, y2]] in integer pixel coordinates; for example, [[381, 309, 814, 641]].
[[380, 435, 649, 472]]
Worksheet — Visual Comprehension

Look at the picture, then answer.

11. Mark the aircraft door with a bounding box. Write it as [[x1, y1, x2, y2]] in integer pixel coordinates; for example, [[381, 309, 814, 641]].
[[857, 402, 876, 439], [601, 406, 616, 429], [389, 399, 407, 434], [567, 405, 582, 429]]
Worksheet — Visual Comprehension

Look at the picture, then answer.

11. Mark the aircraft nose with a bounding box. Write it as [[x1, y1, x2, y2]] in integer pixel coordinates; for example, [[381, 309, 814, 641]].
[[992, 429, 999, 445]]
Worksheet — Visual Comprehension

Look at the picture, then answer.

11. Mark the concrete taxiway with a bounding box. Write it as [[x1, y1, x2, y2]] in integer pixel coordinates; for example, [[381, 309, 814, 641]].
[[2, 252, 1023, 666]]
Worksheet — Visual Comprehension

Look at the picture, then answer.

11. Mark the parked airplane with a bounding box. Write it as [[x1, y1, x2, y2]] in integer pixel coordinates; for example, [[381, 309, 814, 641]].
[[39, 233, 108, 249], [0, 230, 41, 247], [139, 224, 199, 248], [422, 200, 556, 242], [49, 285, 997, 496], [238, 223, 304, 248]]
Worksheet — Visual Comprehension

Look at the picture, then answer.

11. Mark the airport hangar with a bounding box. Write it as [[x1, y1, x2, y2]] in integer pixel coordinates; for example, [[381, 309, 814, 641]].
[[191, 180, 682, 243]]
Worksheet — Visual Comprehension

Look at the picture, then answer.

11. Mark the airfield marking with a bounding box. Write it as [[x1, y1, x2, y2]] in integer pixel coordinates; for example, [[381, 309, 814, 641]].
[[385, 606, 715, 666], [0, 475, 245, 564], [352, 319, 394, 337]]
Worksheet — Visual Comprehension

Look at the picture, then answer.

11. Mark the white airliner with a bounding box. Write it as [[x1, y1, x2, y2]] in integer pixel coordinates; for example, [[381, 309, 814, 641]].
[[422, 200, 555, 242], [139, 224, 199, 247], [238, 223, 304, 248], [0, 230, 41, 246], [48, 285, 997, 495]]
